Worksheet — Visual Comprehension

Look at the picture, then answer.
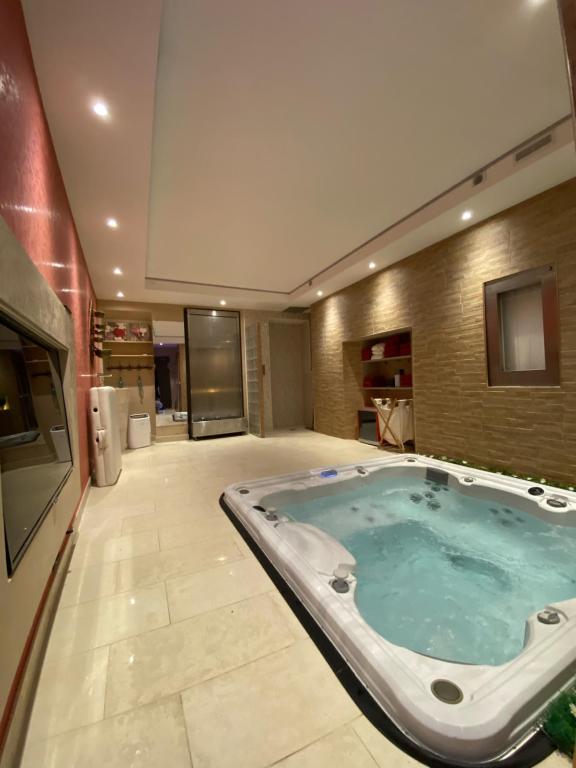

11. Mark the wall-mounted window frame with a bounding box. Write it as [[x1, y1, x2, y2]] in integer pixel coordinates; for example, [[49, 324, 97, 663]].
[[484, 264, 560, 387]]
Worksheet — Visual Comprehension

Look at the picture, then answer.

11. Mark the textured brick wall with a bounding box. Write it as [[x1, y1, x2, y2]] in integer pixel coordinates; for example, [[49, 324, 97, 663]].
[[311, 179, 576, 484]]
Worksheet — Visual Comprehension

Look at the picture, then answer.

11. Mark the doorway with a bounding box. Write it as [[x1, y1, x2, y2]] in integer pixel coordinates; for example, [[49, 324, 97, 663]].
[[245, 317, 313, 437], [268, 321, 313, 432], [154, 344, 182, 427]]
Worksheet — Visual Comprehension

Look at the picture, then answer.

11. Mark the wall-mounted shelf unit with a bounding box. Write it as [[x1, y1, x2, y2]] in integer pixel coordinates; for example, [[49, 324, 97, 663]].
[[356, 328, 415, 452], [97, 305, 157, 440], [104, 319, 152, 343]]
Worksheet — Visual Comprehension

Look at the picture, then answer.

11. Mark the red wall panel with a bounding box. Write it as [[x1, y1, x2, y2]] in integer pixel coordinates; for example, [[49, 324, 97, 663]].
[[0, 0, 95, 487]]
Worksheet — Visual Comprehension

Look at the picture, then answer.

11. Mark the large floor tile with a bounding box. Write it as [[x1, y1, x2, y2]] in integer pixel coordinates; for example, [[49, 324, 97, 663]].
[[154, 488, 219, 510], [158, 517, 237, 550], [59, 562, 118, 608], [274, 723, 379, 768], [84, 492, 156, 515], [25, 647, 109, 743], [166, 557, 273, 623], [352, 718, 422, 768], [121, 506, 219, 536], [266, 590, 309, 640], [105, 592, 297, 716], [45, 584, 169, 660], [20, 695, 192, 768], [77, 514, 124, 539], [181, 639, 359, 768], [70, 530, 159, 569], [115, 536, 244, 592]]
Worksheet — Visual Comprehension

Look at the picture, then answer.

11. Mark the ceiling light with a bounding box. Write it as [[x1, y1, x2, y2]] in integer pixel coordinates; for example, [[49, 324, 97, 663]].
[[317, 290, 323, 297], [106, 217, 118, 229], [92, 100, 109, 118], [113, 267, 123, 275], [116, 291, 124, 298], [219, 300, 227, 306], [368, 262, 376, 270], [461, 210, 473, 221]]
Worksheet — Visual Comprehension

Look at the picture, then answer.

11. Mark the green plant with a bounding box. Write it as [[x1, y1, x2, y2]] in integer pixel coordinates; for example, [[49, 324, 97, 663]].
[[421, 454, 576, 493], [542, 687, 576, 758]]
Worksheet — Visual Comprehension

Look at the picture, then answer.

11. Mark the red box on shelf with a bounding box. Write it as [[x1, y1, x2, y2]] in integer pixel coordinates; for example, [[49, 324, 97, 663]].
[[399, 342, 411, 356], [361, 347, 372, 361], [400, 373, 412, 387]]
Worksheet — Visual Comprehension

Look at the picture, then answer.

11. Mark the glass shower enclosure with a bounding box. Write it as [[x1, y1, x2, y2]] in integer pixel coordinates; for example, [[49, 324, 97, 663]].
[[184, 308, 247, 438]]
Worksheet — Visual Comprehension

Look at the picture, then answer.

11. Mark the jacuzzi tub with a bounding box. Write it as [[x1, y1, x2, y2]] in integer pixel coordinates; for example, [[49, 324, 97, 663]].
[[223, 454, 576, 765]]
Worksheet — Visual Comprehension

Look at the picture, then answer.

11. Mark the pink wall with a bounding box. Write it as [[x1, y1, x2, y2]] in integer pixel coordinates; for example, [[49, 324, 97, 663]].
[[0, 0, 96, 488]]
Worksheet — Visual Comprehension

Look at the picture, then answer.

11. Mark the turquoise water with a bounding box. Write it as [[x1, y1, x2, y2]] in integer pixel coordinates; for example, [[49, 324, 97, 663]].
[[276, 475, 576, 666]]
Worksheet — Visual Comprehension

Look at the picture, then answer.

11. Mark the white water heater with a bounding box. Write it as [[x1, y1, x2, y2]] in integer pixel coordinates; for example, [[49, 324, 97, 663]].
[[90, 386, 122, 487]]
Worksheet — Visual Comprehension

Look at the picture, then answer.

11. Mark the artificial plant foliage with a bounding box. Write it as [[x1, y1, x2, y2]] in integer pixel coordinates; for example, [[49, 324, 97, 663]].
[[542, 687, 576, 757]]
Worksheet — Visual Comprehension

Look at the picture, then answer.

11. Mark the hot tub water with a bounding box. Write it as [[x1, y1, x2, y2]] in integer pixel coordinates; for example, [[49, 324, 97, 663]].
[[278, 475, 576, 665]]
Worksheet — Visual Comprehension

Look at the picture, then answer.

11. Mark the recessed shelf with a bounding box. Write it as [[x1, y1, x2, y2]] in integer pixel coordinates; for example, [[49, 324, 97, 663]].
[[362, 386, 413, 391], [358, 438, 380, 446], [362, 356, 411, 363], [108, 354, 154, 359]]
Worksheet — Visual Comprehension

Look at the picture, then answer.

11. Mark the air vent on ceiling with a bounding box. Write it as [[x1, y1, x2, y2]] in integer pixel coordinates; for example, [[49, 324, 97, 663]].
[[515, 134, 552, 163], [284, 306, 309, 314]]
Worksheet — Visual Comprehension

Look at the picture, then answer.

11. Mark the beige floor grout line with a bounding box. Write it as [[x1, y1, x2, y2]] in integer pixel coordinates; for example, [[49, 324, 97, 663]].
[[67, 531, 240, 576], [22, 644, 113, 752], [163, 579, 174, 625], [103, 636, 310, 724], [21, 691, 187, 755], [53, 587, 293, 674], [352, 716, 393, 768], [56, 538, 247, 609], [266, 716, 379, 768], [94, 645, 111, 742], [178, 692, 195, 768]]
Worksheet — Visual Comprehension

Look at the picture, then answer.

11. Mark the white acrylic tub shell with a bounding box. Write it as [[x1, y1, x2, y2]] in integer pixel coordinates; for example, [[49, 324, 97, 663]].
[[223, 455, 576, 765]]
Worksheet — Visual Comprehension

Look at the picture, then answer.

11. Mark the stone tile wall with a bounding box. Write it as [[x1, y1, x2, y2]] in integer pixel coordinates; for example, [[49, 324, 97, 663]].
[[311, 179, 576, 483]]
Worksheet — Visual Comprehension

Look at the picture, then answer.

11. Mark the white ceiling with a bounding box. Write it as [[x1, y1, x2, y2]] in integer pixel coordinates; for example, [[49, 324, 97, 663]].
[[23, 0, 574, 310]]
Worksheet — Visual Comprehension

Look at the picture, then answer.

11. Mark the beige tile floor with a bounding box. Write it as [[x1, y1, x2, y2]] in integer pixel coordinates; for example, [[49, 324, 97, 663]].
[[20, 431, 568, 768]]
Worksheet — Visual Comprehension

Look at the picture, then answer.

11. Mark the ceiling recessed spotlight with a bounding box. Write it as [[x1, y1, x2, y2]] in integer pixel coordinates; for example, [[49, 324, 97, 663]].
[[219, 300, 227, 306], [461, 210, 473, 221], [317, 290, 323, 297], [106, 217, 118, 229], [92, 100, 110, 119], [116, 291, 124, 298], [368, 261, 376, 270], [113, 267, 123, 275], [211, 310, 217, 317]]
